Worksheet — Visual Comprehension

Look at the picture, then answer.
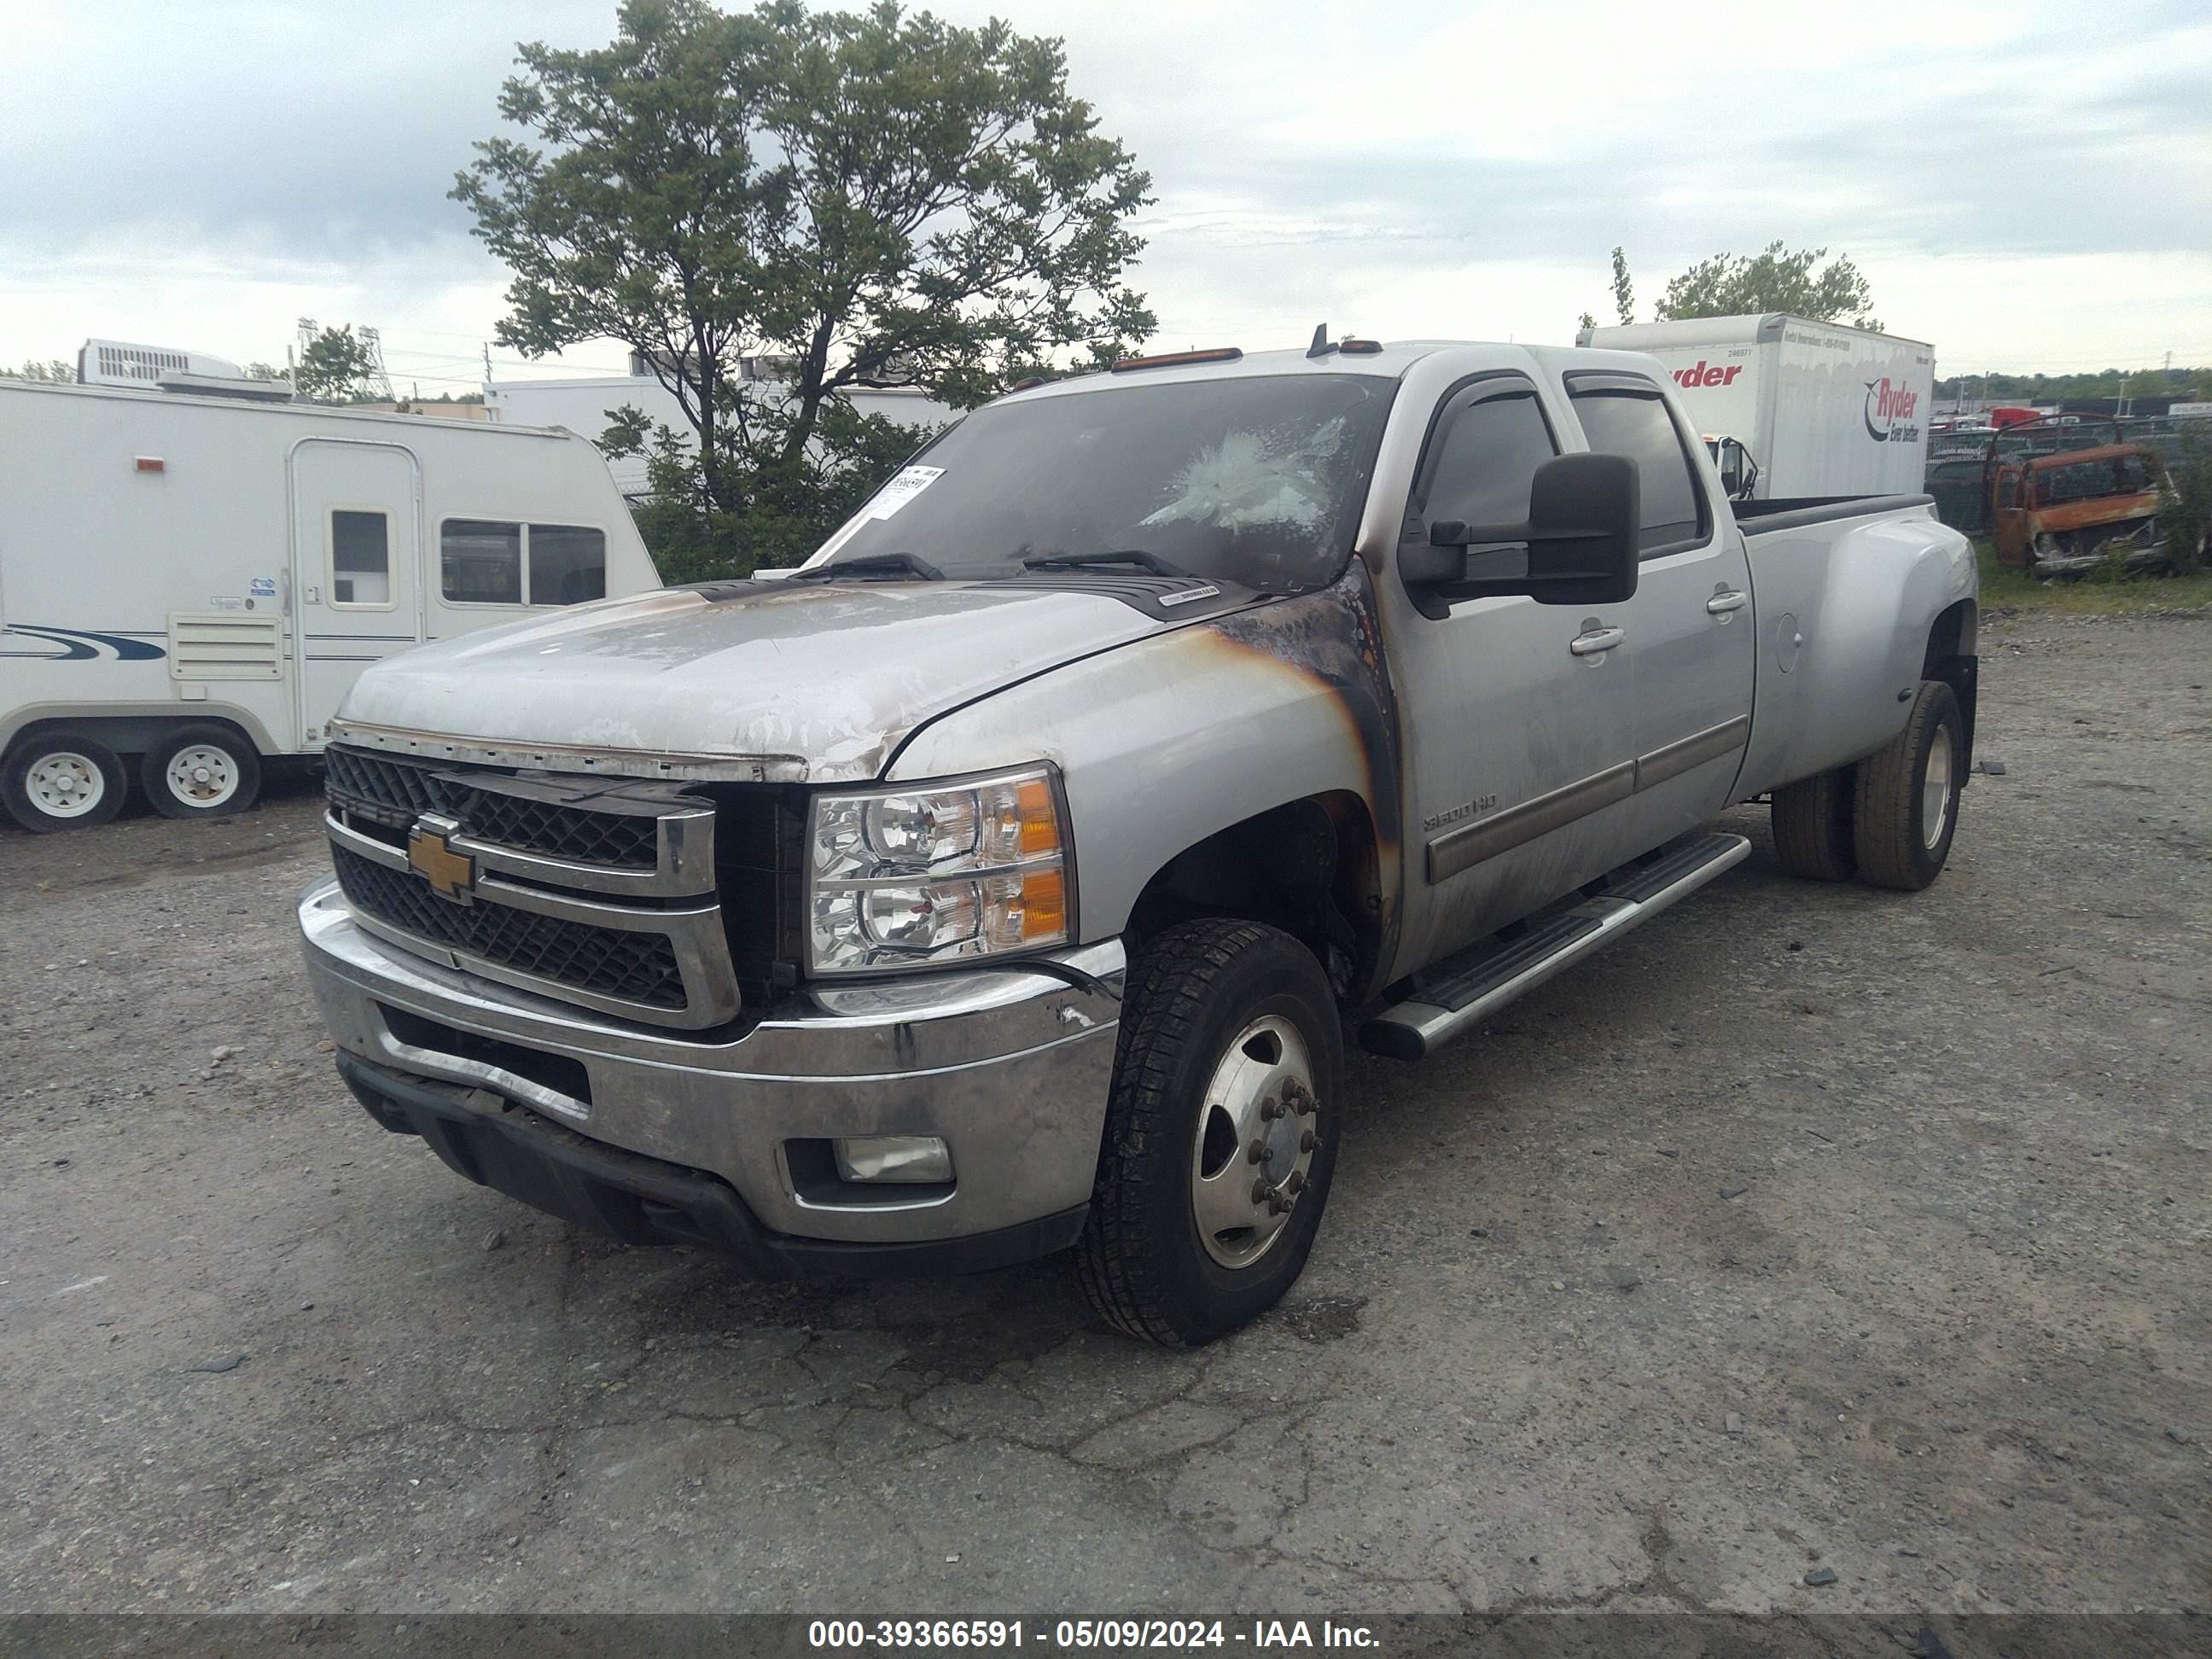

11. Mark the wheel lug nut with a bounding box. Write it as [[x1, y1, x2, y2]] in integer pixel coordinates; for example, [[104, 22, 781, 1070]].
[[1250, 1177, 1272, 1204], [1247, 1140, 1268, 1165], [1284, 1170, 1305, 1195], [1259, 1097, 1284, 1121], [1300, 1130, 1316, 1152]]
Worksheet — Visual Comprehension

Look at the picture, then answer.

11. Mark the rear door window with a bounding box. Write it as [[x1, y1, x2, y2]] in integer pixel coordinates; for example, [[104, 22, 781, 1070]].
[[1567, 384, 1708, 556]]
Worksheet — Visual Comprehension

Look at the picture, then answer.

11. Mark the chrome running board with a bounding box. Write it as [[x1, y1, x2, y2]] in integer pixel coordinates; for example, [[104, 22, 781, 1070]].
[[1359, 831, 1751, 1062]]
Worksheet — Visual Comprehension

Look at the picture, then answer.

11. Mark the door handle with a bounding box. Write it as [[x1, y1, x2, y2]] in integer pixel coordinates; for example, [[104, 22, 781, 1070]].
[[1706, 590, 1748, 614], [1569, 626, 1626, 656]]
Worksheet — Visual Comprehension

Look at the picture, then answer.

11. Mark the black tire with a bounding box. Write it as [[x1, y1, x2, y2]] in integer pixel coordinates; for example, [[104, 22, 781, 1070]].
[[139, 725, 263, 819], [1853, 679, 1965, 892], [1770, 764, 1858, 882], [3, 731, 128, 832], [1075, 919, 1344, 1348]]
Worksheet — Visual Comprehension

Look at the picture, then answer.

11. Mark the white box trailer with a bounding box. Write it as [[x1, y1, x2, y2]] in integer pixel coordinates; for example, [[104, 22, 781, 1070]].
[[0, 380, 661, 831], [1575, 313, 1933, 501]]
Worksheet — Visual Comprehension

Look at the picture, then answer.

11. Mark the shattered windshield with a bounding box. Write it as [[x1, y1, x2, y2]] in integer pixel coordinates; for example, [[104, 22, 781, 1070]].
[[806, 372, 1397, 592]]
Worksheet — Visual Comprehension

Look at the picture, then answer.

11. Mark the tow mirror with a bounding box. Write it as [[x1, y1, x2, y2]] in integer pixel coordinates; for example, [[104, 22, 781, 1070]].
[[1400, 451, 1640, 607]]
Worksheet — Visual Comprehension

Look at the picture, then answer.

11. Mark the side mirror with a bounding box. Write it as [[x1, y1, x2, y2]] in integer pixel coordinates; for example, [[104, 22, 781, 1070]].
[[1400, 451, 1640, 607]]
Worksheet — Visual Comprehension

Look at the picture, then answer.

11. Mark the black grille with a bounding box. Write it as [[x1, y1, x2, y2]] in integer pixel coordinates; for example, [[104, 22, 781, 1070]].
[[333, 843, 687, 1010], [324, 748, 662, 870]]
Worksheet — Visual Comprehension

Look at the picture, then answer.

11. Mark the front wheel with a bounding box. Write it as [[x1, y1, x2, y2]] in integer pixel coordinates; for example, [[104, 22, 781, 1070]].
[[1854, 678, 1965, 891], [1075, 919, 1344, 1347], [140, 725, 262, 819]]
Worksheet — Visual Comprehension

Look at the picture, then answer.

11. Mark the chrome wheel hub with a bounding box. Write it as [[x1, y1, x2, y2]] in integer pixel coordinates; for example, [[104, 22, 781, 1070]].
[[1189, 1014, 1318, 1269], [166, 744, 240, 807], [1923, 726, 1953, 850], [26, 752, 105, 818]]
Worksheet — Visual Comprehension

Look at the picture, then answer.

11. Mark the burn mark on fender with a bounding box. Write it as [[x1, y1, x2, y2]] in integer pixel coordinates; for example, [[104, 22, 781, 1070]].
[[1199, 563, 1406, 986]]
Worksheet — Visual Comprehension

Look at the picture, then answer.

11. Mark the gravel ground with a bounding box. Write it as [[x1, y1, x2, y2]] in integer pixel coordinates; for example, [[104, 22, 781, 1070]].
[[0, 615, 2204, 1617]]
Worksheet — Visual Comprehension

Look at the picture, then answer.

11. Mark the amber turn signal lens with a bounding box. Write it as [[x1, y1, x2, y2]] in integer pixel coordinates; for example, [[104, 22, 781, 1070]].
[[1018, 866, 1067, 940], [1016, 777, 1059, 857]]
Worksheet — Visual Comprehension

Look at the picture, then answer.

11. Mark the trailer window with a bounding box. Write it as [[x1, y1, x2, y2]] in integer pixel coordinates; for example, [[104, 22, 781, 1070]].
[[329, 509, 393, 608], [1568, 388, 1708, 557], [527, 524, 607, 605], [441, 520, 523, 605]]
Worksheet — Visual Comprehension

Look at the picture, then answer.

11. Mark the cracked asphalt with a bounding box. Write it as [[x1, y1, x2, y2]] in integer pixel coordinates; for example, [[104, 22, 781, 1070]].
[[2, 615, 2206, 1615]]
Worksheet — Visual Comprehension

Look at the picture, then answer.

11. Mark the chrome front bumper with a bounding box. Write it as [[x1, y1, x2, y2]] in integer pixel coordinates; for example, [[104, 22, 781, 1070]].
[[298, 878, 1123, 1251]]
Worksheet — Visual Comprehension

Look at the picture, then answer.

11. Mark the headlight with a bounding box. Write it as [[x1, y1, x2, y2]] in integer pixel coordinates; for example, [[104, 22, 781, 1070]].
[[806, 765, 1072, 975]]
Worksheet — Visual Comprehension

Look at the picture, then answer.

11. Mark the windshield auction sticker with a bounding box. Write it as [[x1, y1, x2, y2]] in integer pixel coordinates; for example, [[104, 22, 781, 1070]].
[[808, 465, 946, 563], [867, 464, 945, 517]]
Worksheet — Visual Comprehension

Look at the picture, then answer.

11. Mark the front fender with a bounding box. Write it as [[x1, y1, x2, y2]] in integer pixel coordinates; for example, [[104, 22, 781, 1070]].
[[887, 568, 1403, 974]]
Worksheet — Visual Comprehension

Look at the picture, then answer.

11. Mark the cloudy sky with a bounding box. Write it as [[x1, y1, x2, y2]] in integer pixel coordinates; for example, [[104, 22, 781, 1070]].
[[3, 0, 2208, 388]]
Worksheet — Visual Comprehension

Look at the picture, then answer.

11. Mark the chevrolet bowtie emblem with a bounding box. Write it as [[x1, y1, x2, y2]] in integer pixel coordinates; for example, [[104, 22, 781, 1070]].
[[407, 817, 476, 904]]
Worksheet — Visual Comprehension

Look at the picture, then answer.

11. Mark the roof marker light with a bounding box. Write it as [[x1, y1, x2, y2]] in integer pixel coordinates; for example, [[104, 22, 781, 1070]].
[[1337, 338, 1383, 355], [1111, 347, 1243, 373]]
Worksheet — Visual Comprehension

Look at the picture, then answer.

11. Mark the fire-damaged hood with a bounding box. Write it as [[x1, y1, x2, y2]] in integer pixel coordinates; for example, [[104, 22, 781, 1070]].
[[332, 578, 1196, 783]]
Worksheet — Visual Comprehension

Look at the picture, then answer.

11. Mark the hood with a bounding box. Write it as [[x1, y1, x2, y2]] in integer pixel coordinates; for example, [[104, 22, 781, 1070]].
[[334, 579, 1174, 782]]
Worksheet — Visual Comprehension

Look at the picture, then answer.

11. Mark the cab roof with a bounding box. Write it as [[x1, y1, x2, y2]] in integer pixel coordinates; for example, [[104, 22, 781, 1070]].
[[998, 340, 1583, 403]]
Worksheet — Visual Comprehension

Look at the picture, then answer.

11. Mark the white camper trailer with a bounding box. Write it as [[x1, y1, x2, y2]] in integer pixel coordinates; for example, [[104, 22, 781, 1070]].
[[0, 378, 661, 831], [1575, 314, 1933, 500]]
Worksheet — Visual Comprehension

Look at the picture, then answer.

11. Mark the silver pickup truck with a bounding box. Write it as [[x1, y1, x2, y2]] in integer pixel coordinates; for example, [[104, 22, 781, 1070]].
[[298, 335, 1977, 1346]]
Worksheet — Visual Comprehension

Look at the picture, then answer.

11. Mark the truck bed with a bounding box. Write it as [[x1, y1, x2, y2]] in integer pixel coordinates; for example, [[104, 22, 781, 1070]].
[[1735, 492, 1938, 537]]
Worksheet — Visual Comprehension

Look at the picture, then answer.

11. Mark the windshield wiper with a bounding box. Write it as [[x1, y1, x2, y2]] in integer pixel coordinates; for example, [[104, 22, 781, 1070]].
[[1020, 549, 1191, 578], [791, 551, 944, 582]]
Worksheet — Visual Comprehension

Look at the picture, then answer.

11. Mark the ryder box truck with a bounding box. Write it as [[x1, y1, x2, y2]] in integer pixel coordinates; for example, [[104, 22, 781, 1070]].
[[1575, 313, 1933, 501]]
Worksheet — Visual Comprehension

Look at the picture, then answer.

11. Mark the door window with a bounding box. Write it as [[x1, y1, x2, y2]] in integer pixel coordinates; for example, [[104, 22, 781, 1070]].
[[1410, 385, 1558, 582], [329, 509, 393, 608], [1568, 386, 1708, 556], [527, 524, 608, 605]]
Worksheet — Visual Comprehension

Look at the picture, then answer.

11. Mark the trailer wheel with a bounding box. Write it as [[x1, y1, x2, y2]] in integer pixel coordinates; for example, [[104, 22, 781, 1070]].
[[140, 725, 262, 819], [1853, 679, 1965, 892], [1770, 764, 1858, 882], [1075, 919, 1343, 1348], [3, 732, 128, 832]]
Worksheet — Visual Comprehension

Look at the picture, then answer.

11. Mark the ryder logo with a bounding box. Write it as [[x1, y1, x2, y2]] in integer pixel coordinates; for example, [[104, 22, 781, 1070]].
[[1863, 376, 1921, 444], [1670, 360, 1743, 389]]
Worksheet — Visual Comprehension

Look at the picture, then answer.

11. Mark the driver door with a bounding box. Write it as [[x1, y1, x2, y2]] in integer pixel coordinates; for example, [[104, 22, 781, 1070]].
[[1385, 375, 1643, 970]]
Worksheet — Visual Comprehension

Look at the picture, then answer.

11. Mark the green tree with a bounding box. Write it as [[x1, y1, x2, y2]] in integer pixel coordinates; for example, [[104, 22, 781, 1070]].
[[1655, 242, 1880, 330], [1609, 245, 1636, 326], [293, 327, 380, 401], [242, 361, 290, 383], [453, 0, 1155, 579], [0, 358, 76, 382]]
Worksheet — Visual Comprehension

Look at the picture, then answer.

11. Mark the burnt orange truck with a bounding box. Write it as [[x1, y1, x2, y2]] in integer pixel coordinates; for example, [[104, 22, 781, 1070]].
[[1991, 443, 2172, 576]]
